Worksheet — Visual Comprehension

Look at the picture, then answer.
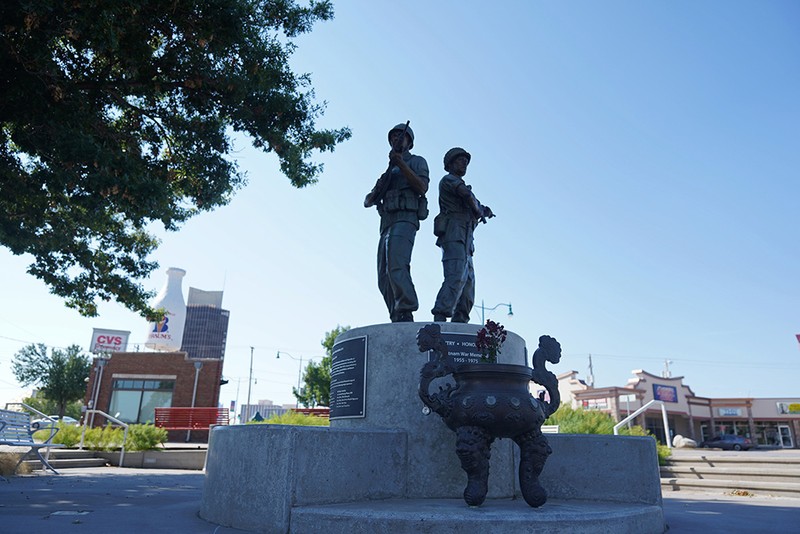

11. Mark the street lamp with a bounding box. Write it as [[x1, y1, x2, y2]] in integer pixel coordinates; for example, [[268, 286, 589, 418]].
[[187, 360, 203, 442], [276, 351, 304, 408], [89, 356, 109, 427], [475, 300, 514, 324]]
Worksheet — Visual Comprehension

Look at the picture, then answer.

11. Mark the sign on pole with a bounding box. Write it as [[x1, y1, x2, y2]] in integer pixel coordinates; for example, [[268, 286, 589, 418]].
[[89, 329, 130, 353]]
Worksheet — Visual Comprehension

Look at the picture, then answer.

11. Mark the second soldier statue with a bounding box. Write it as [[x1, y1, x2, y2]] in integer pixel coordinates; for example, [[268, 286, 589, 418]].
[[431, 147, 494, 323]]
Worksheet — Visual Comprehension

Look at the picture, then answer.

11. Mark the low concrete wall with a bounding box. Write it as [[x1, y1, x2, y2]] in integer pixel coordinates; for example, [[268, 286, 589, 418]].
[[201, 424, 407, 533], [201, 324, 662, 533], [539, 434, 662, 505], [201, 426, 662, 533], [98, 449, 206, 470]]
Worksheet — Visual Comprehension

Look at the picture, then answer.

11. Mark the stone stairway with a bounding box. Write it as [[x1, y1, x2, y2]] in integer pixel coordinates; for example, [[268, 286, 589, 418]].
[[660, 449, 800, 498], [24, 448, 108, 471]]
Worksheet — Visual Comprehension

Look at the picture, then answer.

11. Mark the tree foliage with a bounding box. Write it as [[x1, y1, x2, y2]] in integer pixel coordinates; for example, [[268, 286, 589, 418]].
[[0, 0, 350, 316], [294, 324, 349, 408], [11, 344, 91, 417]]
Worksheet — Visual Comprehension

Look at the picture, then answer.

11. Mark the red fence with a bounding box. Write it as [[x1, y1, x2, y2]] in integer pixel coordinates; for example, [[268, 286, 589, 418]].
[[291, 407, 330, 419], [154, 407, 229, 430]]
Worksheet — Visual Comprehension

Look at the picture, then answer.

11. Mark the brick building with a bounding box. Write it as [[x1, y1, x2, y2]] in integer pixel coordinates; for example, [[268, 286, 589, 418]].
[[83, 286, 230, 442], [84, 352, 224, 441]]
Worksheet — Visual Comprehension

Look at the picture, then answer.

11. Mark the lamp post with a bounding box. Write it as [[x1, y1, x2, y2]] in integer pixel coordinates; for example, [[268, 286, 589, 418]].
[[475, 300, 514, 324], [89, 356, 108, 427], [276, 351, 304, 408], [187, 360, 203, 442]]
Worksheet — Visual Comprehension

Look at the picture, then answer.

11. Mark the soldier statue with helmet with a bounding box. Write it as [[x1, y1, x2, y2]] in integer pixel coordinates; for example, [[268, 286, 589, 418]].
[[364, 122, 430, 322], [431, 147, 494, 323]]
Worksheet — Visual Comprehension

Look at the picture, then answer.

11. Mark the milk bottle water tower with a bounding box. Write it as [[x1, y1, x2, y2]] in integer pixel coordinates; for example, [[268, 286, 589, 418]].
[[145, 267, 187, 351]]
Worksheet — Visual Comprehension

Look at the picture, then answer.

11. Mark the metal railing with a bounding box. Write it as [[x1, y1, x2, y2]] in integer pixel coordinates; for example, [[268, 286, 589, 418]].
[[613, 399, 672, 449], [80, 410, 130, 466]]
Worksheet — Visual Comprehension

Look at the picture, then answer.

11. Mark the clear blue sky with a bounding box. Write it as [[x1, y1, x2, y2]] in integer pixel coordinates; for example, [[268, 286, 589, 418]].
[[2, 1, 799, 407]]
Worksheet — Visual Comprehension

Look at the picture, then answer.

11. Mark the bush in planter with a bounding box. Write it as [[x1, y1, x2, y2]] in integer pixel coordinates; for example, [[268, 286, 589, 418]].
[[83, 424, 124, 451], [124, 424, 168, 451], [33, 422, 82, 447]]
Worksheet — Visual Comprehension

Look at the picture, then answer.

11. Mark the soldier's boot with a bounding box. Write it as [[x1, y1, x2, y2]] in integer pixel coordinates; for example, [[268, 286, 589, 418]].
[[395, 312, 414, 322]]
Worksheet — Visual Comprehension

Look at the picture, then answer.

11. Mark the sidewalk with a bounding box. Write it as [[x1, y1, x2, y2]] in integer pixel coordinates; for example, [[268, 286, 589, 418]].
[[1, 467, 799, 533], [0, 467, 237, 533]]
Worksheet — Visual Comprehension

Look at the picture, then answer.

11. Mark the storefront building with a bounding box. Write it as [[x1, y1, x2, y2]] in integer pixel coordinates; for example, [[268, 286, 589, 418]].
[[83, 351, 224, 441], [556, 369, 800, 448]]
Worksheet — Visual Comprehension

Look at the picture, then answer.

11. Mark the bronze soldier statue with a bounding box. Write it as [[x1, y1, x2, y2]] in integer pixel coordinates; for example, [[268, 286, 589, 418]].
[[431, 147, 494, 323], [365, 123, 430, 322]]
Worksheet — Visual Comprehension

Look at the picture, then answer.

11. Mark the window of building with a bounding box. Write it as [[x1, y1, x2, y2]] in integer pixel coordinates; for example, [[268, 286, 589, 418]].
[[711, 420, 751, 439], [109, 379, 175, 424]]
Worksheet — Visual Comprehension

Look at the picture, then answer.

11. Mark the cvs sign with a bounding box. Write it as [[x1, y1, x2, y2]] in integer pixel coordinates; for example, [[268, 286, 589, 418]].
[[90, 328, 130, 353]]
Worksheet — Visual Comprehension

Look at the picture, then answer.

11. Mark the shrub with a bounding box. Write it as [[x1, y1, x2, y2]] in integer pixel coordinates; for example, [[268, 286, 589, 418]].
[[0, 452, 31, 476], [82, 425, 124, 451], [545, 404, 616, 434], [124, 424, 168, 451], [33, 422, 82, 447], [247, 411, 329, 427]]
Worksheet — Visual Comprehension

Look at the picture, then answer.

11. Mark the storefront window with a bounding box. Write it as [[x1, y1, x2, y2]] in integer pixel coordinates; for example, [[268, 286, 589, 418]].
[[109, 379, 174, 424], [712, 420, 751, 438]]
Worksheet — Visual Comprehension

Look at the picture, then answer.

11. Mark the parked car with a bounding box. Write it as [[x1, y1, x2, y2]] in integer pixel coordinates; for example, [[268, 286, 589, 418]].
[[31, 415, 80, 427], [700, 434, 755, 451]]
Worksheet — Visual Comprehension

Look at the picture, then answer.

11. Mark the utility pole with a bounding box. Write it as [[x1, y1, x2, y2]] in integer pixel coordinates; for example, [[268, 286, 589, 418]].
[[587, 354, 595, 387], [246, 346, 254, 422], [662, 359, 673, 378], [233, 377, 242, 424]]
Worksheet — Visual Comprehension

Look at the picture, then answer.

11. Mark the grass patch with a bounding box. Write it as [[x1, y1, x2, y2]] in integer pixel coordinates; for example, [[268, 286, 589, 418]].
[[247, 411, 330, 427]]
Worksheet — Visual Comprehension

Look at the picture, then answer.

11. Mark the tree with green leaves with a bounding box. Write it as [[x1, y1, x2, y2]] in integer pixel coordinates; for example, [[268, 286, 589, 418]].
[[294, 325, 349, 408], [0, 0, 350, 317], [11, 344, 92, 417]]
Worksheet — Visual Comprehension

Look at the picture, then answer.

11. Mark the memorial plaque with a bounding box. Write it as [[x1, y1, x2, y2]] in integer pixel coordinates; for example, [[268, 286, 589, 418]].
[[330, 336, 368, 419], [428, 332, 485, 365]]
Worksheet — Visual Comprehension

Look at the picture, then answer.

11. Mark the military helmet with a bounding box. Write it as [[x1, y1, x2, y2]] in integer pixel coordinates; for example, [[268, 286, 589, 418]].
[[443, 147, 471, 171], [388, 123, 414, 149]]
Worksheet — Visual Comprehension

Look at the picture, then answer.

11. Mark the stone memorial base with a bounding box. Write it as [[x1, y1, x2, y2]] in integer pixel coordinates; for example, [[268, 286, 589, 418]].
[[200, 323, 665, 533]]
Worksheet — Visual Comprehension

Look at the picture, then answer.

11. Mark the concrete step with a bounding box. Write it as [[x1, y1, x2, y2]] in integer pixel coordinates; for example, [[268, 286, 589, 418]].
[[290, 498, 665, 534], [24, 457, 108, 470], [23, 448, 109, 471], [667, 454, 800, 469], [661, 465, 800, 483], [45, 448, 101, 460], [662, 451, 800, 497], [661, 477, 800, 498]]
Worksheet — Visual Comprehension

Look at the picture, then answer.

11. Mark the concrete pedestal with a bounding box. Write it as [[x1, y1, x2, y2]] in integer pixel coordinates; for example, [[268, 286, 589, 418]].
[[331, 322, 527, 499], [200, 323, 665, 533]]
